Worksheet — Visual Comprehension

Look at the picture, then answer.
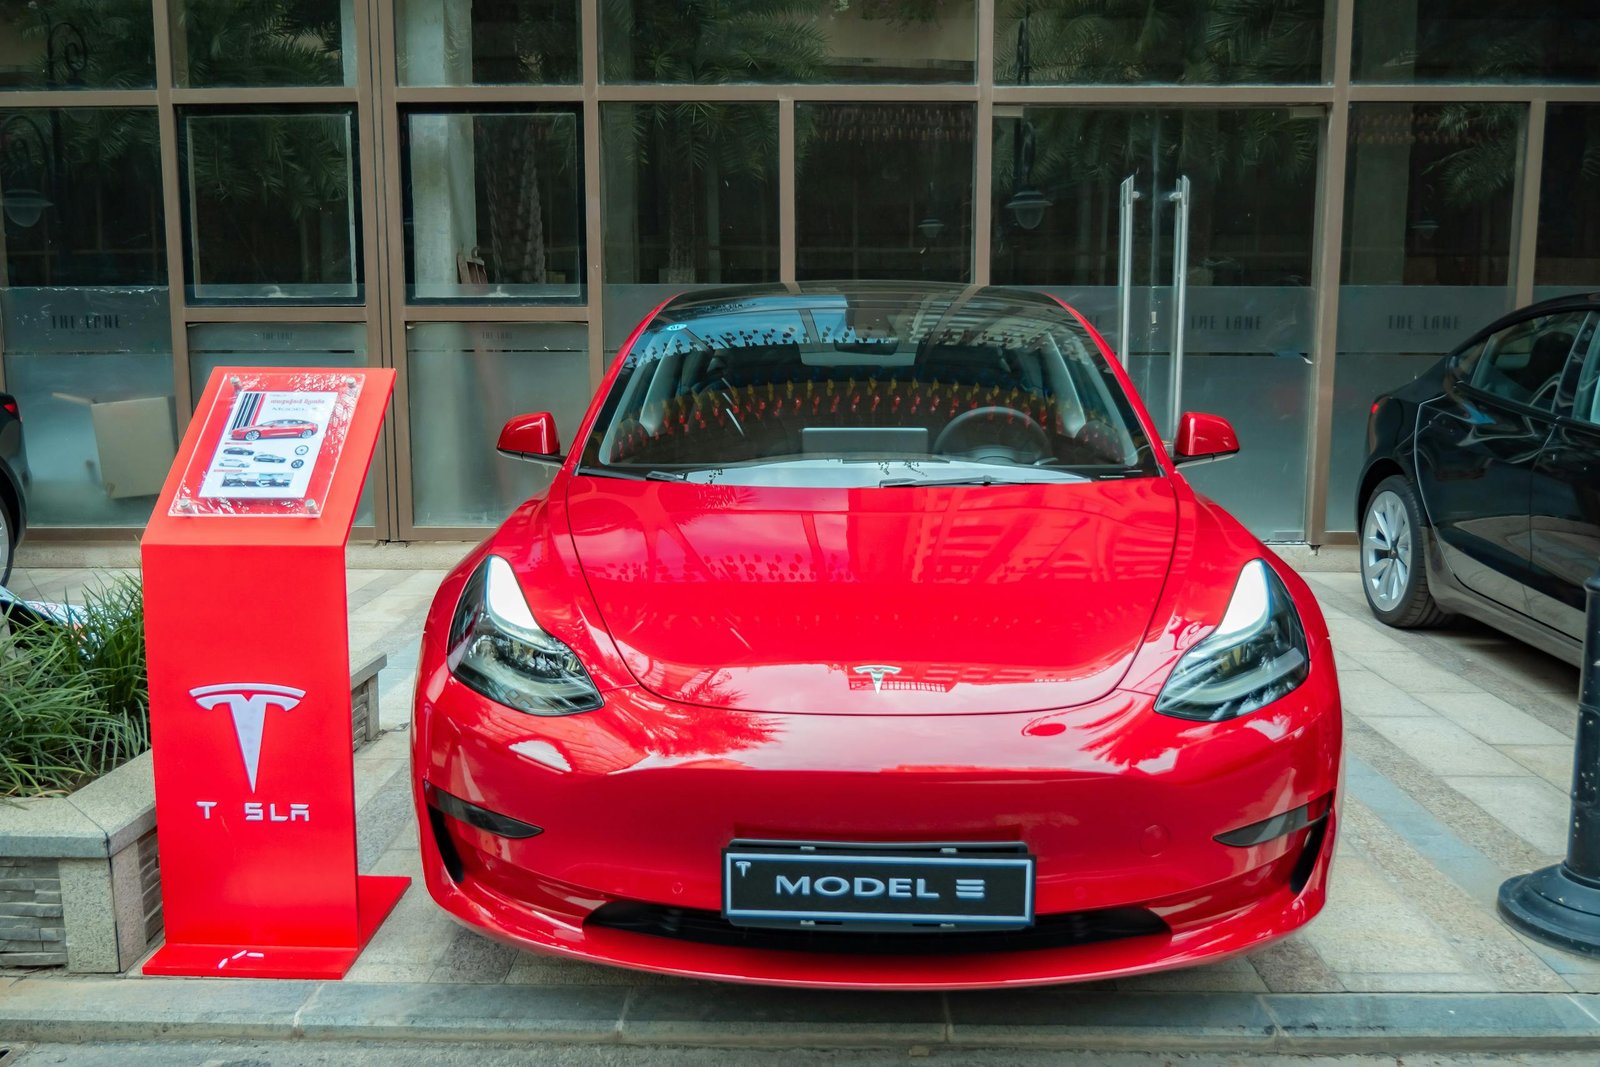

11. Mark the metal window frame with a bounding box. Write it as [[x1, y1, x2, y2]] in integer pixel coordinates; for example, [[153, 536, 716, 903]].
[[1, 0, 1594, 547]]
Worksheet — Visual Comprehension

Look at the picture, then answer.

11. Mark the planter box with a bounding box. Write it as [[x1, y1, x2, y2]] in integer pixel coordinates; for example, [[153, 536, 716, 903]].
[[0, 653, 387, 973]]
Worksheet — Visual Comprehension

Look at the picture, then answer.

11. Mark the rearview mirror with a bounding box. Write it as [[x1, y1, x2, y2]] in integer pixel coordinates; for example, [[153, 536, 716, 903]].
[[1172, 411, 1240, 466], [497, 412, 562, 465]]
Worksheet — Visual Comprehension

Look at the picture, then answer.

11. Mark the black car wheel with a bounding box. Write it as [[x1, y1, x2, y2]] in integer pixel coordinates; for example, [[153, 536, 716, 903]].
[[1361, 474, 1451, 628], [0, 501, 12, 586]]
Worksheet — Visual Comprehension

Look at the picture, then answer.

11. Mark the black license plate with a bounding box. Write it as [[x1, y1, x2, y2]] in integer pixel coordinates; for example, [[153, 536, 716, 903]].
[[722, 844, 1034, 930]]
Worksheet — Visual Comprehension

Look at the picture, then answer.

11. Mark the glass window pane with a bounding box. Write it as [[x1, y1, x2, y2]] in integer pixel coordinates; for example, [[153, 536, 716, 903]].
[[602, 102, 778, 353], [603, 0, 976, 83], [1535, 104, 1600, 300], [407, 322, 591, 526], [186, 322, 367, 386], [0, 286, 174, 526], [180, 109, 362, 304], [396, 0, 579, 84], [995, 1, 1324, 85], [403, 111, 583, 303], [796, 103, 973, 282], [0, 0, 155, 89], [2, 108, 165, 286], [174, 0, 355, 87], [187, 322, 375, 526], [1354, 1, 1600, 83], [1329, 103, 1521, 531], [1470, 311, 1590, 408], [1573, 329, 1600, 426]]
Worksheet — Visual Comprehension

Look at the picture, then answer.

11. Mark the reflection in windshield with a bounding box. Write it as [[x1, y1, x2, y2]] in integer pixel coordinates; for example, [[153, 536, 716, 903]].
[[581, 286, 1159, 487]]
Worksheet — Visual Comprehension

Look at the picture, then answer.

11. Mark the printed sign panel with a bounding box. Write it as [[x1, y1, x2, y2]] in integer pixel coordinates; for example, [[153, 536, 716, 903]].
[[197, 390, 338, 501], [166, 370, 364, 518]]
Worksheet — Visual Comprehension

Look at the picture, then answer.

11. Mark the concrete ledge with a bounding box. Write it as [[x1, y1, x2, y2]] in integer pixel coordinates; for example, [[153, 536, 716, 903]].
[[1, 981, 1598, 1051], [0, 755, 157, 973]]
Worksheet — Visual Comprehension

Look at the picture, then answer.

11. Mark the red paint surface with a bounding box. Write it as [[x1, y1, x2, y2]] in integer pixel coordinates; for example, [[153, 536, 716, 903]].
[[410, 297, 1343, 988], [142, 367, 407, 980], [1173, 411, 1241, 462], [498, 411, 563, 458]]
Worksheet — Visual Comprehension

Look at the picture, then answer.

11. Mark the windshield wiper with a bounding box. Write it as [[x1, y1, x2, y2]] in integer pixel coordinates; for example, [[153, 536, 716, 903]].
[[878, 475, 1013, 488], [575, 466, 691, 482]]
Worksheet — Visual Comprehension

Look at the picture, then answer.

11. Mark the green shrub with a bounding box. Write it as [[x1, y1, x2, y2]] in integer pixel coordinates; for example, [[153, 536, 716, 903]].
[[0, 576, 149, 798]]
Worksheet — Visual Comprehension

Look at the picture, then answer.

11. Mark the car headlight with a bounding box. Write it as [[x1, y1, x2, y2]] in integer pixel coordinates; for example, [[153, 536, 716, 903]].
[[1154, 559, 1310, 722], [447, 555, 603, 715]]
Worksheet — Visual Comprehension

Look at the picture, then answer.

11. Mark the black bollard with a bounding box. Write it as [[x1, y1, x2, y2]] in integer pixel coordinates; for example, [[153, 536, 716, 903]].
[[1498, 573, 1600, 955]]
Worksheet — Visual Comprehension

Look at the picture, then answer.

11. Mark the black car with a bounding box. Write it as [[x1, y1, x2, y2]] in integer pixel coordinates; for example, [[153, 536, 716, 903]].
[[0, 392, 29, 586], [1356, 292, 1600, 665]]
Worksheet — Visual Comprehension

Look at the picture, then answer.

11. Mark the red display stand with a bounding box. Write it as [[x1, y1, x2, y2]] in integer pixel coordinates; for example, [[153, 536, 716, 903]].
[[140, 367, 407, 979]]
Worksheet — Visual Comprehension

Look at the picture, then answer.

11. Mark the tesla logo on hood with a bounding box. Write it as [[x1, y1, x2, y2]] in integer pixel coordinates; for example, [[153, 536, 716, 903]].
[[852, 664, 902, 692], [189, 683, 305, 791]]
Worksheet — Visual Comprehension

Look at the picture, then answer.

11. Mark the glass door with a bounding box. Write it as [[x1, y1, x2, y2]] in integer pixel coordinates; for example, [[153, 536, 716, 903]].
[[994, 107, 1322, 540]]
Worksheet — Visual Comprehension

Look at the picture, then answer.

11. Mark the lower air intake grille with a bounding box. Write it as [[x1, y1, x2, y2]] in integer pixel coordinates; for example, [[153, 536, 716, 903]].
[[585, 902, 1167, 955]]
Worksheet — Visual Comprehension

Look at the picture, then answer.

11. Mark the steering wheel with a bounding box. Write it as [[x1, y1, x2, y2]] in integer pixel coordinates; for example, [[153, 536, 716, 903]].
[[932, 406, 1051, 464]]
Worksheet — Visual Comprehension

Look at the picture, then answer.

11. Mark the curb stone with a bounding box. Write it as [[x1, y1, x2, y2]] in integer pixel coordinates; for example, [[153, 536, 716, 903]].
[[2, 979, 1600, 1051]]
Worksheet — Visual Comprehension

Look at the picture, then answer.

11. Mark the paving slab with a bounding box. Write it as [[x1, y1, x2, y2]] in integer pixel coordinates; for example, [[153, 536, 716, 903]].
[[1420, 692, 1575, 746], [1444, 776, 1572, 858], [947, 990, 1277, 1049], [1362, 716, 1529, 778], [1502, 745, 1579, 790], [1263, 993, 1600, 1051], [621, 985, 946, 1044], [295, 981, 628, 1041], [1338, 670, 1445, 717]]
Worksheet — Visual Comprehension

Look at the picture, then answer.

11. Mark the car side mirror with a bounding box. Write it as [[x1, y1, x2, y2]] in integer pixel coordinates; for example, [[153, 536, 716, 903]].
[[1172, 411, 1240, 466], [497, 412, 563, 465]]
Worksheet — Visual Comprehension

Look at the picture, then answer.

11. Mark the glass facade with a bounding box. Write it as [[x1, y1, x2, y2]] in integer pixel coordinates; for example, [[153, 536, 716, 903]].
[[180, 109, 362, 303], [602, 0, 977, 84], [992, 106, 1321, 540], [1353, 1, 1600, 84], [0, 1, 1595, 543], [407, 321, 590, 526], [172, 0, 356, 87], [996, 1, 1325, 85], [0, 1, 156, 90], [395, 0, 580, 85], [1327, 102, 1519, 530], [1535, 104, 1600, 299], [796, 103, 974, 282], [402, 109, 583, 302]]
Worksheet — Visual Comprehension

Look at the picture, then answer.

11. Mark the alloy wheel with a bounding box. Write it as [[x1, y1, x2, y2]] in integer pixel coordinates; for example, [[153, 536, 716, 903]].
[[1362, 489, 1413, 612]]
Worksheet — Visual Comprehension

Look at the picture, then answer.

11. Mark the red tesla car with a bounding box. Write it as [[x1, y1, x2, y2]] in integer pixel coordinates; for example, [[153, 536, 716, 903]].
[[411, 283, 1342, 989], [230, 419, 317, 441]]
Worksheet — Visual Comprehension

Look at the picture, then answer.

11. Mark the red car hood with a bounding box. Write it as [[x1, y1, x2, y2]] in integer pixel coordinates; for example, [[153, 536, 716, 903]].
[[564, 477, 1178, 714]]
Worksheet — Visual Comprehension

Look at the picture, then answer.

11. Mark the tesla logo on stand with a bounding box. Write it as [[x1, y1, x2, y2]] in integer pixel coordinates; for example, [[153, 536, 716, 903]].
[[189, 683, 305, 791], [852, 665, 902, 692]]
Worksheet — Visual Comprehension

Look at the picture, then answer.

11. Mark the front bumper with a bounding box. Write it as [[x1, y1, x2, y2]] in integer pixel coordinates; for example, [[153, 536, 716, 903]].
[[411, 670, 1341, 989]]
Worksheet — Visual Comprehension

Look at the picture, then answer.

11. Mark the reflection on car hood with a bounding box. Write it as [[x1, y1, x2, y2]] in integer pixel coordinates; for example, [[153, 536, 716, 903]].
[[565, 477, 1178, 714]]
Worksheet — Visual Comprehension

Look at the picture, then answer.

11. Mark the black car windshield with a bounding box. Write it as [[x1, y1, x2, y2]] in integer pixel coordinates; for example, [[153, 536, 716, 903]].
[[579, 286, 1160, 487]]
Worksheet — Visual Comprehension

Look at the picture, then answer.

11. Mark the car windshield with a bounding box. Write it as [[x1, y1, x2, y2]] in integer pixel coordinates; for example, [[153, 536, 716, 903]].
[[579, 287, 1159, 487]]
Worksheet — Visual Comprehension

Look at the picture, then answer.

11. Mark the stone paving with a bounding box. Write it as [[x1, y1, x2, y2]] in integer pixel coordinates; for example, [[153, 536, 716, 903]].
[[4, 548, 1600, 1014]]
